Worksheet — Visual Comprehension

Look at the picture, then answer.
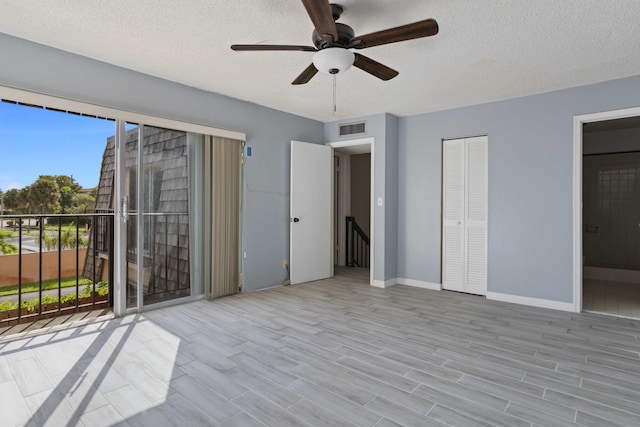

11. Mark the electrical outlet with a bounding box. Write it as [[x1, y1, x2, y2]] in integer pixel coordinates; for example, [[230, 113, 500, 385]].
[[283, 260, 289, 269]]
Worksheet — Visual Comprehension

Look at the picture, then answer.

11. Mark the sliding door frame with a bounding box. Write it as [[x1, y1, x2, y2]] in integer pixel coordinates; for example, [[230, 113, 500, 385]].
[[114, 121, 127, 315], [0, 85, 246, 317]]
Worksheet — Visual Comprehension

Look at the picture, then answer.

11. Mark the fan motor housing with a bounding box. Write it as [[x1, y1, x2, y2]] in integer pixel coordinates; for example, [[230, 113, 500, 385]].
[[313, 23, 354, 49]]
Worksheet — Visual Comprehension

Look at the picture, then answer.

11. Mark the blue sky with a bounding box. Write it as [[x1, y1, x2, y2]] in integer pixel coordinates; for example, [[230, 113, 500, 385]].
[[0, 102, 115, 191]]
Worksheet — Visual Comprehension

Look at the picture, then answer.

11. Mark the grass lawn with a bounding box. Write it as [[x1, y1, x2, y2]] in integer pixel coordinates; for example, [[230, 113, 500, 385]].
[[0, 230, 16, 238], [0, 276, 92, 297]]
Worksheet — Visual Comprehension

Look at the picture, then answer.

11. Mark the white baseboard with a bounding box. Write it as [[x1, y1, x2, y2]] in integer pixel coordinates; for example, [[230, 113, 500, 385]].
[[486, 292, 576, 312], [372, 278, 441, 290], [371, 281, 575, 312], [371, 279, 397, 288], [396, 278, 441, 290]]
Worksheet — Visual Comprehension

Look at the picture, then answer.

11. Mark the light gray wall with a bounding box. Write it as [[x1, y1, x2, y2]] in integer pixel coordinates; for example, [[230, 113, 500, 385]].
[[399, 74, 640, 303], [384, 114, 399, 281], [0, 33, 324, 292], [583, 127, 640, 154], [5, 33, 640, 302]]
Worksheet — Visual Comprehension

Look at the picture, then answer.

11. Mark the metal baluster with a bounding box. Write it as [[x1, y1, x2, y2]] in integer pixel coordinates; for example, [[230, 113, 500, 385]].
[[58, 217, 62, 313], [76, 216, 79, 309], [177, 215, 180, 291], [38, 217, 43, 318], [108, 215, 114, 308], [18, 219, 22, 322], [166, 217, 169, 295], [92, 216, 97, 306]]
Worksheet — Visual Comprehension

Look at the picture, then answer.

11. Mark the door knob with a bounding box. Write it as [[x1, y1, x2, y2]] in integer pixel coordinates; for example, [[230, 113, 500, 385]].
[[293, 217, 300, 223]]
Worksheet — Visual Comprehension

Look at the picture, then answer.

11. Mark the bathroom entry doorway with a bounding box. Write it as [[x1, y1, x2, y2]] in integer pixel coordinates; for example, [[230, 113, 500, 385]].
[[580, 115, 640, 318]]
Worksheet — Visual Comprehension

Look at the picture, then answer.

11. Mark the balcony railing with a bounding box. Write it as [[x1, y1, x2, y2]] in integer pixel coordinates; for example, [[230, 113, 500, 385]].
[[0, 213, 114, 326]]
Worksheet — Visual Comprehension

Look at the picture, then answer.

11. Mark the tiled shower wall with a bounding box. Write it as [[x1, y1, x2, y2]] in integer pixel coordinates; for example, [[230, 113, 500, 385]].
[[583, 152, 640, 270]]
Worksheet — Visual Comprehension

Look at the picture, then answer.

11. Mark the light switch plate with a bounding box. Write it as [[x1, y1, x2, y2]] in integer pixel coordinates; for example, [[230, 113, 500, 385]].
[[377, 197, 383, 206]]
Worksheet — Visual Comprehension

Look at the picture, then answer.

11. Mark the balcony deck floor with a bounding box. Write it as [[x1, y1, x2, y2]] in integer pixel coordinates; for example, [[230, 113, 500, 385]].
[[0, 308, 113, 339], [1, 269, 639, 426]]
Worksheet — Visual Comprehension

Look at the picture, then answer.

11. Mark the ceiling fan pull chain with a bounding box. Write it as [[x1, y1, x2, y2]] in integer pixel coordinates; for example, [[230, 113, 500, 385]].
[[333, 73, 337, 114]]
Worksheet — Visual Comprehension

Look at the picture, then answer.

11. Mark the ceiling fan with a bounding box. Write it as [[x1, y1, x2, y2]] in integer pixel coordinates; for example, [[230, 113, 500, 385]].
[[231, 0, 438, 85]]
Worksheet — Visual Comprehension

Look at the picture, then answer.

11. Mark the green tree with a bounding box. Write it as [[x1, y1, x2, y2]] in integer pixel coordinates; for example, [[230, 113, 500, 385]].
[[19, 187, 32, 213], [53, 175, 81, 193], [49, 175, 82, 214], [28, 176, 60, 214], [3, 188, 23, 213], [71, 192, 96, 214], [59, 186, 74, 214]]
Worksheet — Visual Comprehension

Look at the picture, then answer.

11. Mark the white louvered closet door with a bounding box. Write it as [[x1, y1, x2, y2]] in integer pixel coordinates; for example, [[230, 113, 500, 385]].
[[442, 139, 465, 292], [442, 136, 487, 295]]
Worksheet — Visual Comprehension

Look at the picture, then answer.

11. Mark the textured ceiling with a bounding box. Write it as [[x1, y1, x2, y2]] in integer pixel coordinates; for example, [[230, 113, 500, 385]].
[[1, 0, 640, 122]]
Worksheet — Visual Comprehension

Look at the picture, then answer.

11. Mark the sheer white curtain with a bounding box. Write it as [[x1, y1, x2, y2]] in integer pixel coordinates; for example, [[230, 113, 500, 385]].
[[203, 135, 242, 298]]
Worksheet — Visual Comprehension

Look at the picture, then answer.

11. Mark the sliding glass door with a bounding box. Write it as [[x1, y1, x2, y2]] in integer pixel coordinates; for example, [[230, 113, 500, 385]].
[[0, 84, 247, 319], [118, 124, 192, 312]]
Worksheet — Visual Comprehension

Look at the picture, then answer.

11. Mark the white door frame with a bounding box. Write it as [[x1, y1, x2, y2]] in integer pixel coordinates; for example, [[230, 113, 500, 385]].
[[326, 137, 375, 286], [572, 106, 640, 313], [333, 151, 351, 267]]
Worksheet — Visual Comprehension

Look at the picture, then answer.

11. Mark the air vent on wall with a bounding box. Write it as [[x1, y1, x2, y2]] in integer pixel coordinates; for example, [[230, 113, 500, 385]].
[[339, 121, 366, 136]]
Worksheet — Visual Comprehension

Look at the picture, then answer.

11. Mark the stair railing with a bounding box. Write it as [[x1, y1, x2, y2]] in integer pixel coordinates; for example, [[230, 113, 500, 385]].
[[345, 216, 370, 268]]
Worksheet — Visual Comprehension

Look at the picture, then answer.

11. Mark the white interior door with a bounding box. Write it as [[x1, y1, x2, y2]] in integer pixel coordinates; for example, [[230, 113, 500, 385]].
[[290, 140, 332, 285], [465, 137, 488, 295], [442, 136, 488, 295], [442, 139, 465, 292]]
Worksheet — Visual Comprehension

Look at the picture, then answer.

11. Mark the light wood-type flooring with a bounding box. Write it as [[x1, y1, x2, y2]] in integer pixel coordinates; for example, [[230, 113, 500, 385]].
[[1, 268, 640, 426]]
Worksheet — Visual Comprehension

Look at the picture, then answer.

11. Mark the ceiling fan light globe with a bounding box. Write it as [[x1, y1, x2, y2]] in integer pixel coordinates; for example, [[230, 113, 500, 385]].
[[312, 48, 354, 75]]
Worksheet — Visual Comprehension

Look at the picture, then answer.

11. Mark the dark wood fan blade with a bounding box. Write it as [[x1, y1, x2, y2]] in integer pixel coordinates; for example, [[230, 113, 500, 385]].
[[350, 19, 439, 49], [231, 44, 317, 52], [353, 53, 399, 81], [292, 64, 319, 85], [301, 0, 338, 41]]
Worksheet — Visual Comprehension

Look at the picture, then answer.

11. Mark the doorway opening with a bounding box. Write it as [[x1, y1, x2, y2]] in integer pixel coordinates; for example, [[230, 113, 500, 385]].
[[574, 106, 640, 317], [328, 138, 374, 286], [581, 116, 640, 318]]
